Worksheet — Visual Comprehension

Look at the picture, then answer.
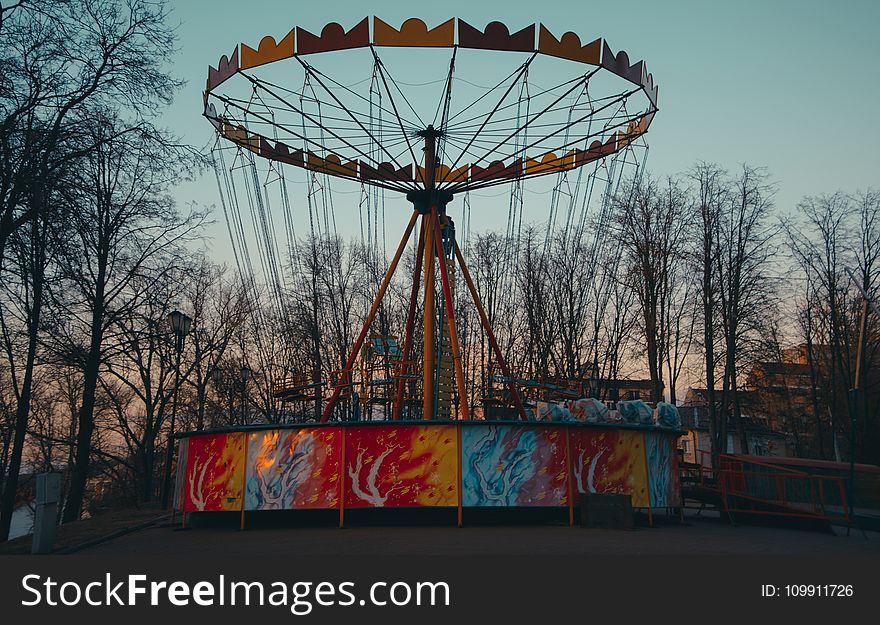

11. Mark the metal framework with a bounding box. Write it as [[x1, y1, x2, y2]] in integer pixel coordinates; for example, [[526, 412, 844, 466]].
[[203, 17, 659, 422]]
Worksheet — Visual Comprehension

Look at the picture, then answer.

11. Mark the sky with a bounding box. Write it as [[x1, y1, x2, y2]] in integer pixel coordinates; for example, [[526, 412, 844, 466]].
[[161, 0, 880, 261]]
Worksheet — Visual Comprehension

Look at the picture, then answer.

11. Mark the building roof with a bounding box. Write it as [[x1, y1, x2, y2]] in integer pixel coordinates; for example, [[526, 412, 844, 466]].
[[685, 388, 760, 408], [751, 361, 813, 377]]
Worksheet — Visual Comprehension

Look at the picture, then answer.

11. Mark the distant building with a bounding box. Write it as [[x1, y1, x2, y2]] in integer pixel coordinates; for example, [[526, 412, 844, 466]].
[[546, 376, 659, 403], [746, 358, 820, 458], [678, 387, 795, 465], [595, 378, 657, 403]]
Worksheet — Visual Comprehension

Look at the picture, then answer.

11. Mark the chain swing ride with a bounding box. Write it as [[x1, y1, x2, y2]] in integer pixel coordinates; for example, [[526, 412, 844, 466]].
[[205, 17, 657, 424], [174, 17, 689, 527]]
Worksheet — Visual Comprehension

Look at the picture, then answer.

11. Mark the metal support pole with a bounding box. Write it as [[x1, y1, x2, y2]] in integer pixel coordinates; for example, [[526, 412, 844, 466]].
[[240, 433, 249, 531], [321, 210, 420, 422], [433, 210, 470, 420], [339, 427, 346, 528], [565, 428, 575, 527], [393, 218, 426, 420], [457, 423, 463, 527], [453, 242, 529, 421]]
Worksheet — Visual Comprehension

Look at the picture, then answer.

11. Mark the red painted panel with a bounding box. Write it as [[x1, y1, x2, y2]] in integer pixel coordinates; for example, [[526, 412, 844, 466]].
[[344, 425, 458, 507], [183, 432, 246, 512]]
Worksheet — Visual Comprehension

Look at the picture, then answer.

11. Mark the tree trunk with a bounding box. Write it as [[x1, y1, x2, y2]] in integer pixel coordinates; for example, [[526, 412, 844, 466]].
[[195, 378, 207, 431], [644, 312, 663, 403], [704, 313, 721, 459], [804, 317, 827, 459], [732, 376, 748, 454], [0, 212, 46, 541], [62, 273, 106, 523], [142, 431, 155, 502], [0, 294, 43, 540]]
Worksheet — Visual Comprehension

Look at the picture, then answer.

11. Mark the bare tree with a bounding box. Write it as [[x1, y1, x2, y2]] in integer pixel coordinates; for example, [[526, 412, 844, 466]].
[[0, 0, 185, 539], [715, 166, 779, 453], [179, 258, 250, 431], [594, 252, 639, 396], [611, 175, 689, 403], [795, 279, 830, 459], [56, 115, 204, 523], [663, 258, 698, 405], [517, 226, 555, 382], [788, 190, 880, 463], [690, 163, 727, 456], [851, 191, 880, 462], [99, 269, 180, 502], [0, 0, 181, 265], [546, 232, 593, 380], [787, 192, 851, 460], [0, 154, 69, 540]]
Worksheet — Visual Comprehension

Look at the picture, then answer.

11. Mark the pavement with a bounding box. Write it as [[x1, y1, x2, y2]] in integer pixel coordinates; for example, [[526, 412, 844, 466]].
[[80, 510, 880, 557]]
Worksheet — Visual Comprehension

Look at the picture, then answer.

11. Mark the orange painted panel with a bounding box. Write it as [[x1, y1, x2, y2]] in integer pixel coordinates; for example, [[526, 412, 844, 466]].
[[240, 30, 295, 70], [569, 428, 649, 508]]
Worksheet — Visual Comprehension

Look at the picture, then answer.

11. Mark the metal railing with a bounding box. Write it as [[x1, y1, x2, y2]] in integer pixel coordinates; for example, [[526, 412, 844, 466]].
[[680, 451, 851, 524]]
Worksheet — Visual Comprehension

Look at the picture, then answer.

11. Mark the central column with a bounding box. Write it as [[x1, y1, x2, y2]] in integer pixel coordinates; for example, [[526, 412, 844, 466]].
[[421, 126, 438, 420], [422, 212, 436, 419]]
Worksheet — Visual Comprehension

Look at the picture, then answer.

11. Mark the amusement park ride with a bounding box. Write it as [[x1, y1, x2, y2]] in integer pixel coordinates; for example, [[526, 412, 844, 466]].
[[176, 18, 681, 527], [204, 17, 658, 423]]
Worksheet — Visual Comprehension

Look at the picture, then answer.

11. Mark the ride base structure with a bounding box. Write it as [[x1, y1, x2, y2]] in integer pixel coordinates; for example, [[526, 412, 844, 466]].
[[174, 421, 681, 528]]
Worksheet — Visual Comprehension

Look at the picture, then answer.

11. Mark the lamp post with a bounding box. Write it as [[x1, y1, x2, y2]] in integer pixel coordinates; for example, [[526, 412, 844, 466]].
[[160, 309, 192, 510], [210, 366, 224, 387]]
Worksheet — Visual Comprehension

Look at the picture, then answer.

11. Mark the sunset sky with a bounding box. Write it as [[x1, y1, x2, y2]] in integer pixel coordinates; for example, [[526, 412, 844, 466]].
[[164, 0, 880, 259]]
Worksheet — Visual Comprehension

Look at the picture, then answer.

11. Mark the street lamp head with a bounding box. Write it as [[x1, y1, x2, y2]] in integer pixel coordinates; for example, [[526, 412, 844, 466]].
[[168, 309, 193, 337], [210, 367, 224, 386], [240, 365, 252, 382]]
